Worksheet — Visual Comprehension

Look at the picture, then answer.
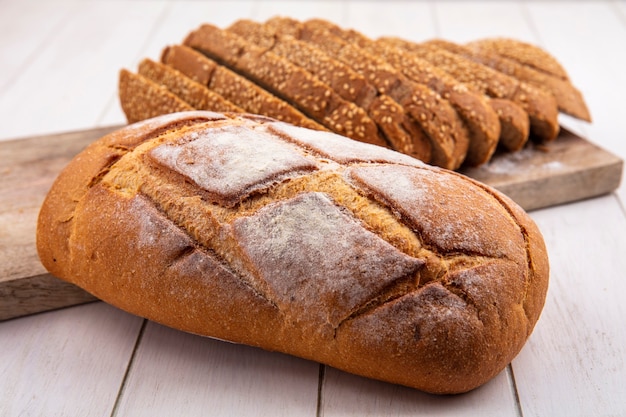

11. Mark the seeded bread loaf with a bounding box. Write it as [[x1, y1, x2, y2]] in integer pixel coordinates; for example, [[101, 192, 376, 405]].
[[337, 30, 501, 166], [488, 98, 531, 151], [468, 37, 570, 81], [118, 69, 194, 123], [37, 111, 549, 395], [137, 58, 244, 113]]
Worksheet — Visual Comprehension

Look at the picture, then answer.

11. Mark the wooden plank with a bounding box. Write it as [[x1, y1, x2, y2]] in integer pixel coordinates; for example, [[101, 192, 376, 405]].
[[0, 125, 622, 322], [320, 365, 519, 416], [525, 0, 626, 203], [0, 302, 143, 416], [513, 195, 626, 416], [0, 125, 120, 320], [114, 321, 320, 417], [344, 0, 435, 40], [460, 129, 623, 211], [0, 1, 168, 141]]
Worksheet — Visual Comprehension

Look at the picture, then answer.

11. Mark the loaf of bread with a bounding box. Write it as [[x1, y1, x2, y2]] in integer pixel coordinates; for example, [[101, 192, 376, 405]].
[[37, 111, 549, 394]]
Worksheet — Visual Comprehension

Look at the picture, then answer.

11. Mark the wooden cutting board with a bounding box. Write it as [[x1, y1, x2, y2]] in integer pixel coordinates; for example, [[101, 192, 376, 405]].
[[0, 126, 622, 321]]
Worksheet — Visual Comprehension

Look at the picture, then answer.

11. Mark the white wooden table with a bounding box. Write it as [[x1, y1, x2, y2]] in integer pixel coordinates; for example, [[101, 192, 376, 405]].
[[1, 1, 625, 416]]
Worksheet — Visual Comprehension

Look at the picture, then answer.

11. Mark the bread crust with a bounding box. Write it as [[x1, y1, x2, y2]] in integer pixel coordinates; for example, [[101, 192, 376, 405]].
[[118, 69, 194, 123], [137, 58, 244, 113], [37, 111, 549, 394]]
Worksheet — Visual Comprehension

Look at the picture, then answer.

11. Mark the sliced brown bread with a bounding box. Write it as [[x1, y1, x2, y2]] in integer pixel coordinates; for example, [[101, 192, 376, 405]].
[[383, 37, 559, 143], [118, 69, 194, 124], [264, 16, 469, 170], [183, 23, 386, 147], [298, 18, 499, 166], [161, 45, 325, 131], [488, 98, 530, 151], [137, 58, 243, 113], [227, 19, 431, 162], [469, 37, 570, 80], [460, 39, 591, 122]]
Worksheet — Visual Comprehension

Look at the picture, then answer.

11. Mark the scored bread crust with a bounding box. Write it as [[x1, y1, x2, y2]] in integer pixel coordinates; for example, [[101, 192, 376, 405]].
[[37, 111, 549, 394]]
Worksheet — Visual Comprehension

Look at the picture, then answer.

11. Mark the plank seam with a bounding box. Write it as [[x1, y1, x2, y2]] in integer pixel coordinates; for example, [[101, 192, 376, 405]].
[[508, 364, 525, 417], [110, 318, 148, 417], [315, 364, 326, 417]]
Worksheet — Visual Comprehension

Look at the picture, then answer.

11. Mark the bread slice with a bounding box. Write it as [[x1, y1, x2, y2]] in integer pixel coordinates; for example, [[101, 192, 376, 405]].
[[161, 45, 325, 131], [137, 58, 243, 113], [227, 19, 432, 163], [460, 39, 591, 122], [264, 17, 469, 170], [469, 37, 570, 81], [384, 38, 559, 143], [183, 23, 386, 147], [488, 98, 530, 151], [318, 23, 499, 167], [118, 69, 194, 123]]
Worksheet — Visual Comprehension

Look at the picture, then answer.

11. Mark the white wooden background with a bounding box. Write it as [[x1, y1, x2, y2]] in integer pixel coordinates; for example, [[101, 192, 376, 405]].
[[1, 1, 625, 416]]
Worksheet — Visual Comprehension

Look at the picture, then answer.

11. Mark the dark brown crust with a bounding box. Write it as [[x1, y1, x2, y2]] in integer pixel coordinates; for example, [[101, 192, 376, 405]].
[[462, 40, 591, 122], [488, 98, 530, 151], [468, 37, 570, 81], [37, 111, 549, 395], [183, 24, 386, 147], [362, 39, 501, 166]]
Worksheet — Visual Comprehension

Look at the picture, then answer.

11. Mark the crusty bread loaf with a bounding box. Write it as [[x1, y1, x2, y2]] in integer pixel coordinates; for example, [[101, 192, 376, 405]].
[[37, 111, 549, 395]]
